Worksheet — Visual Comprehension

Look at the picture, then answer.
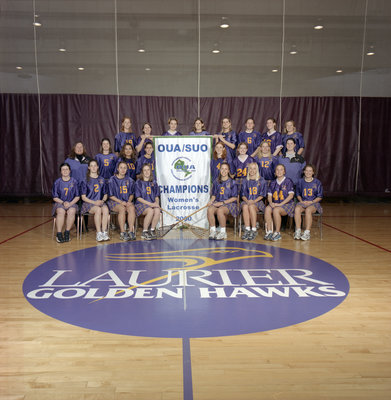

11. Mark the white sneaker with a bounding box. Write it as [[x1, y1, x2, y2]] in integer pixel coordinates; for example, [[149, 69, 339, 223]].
[[294, 229, 302, 240], [96, 232, 104, 242], [102, 231, 110, 241], [301, 230, 311, 241], [209, 229, 216, 240], [215, 231, 227, 240]]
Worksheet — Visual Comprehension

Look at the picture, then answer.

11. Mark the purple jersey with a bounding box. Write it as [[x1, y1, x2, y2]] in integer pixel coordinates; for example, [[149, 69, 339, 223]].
[[282, 132, 305, 153], [114, 132, 137, 153], [135, 179, 160, 203], [233, 155, 254, 179], [136, 155, 156, 177], [95, 153, 118, 179], [136, 136, 153, 156], [52, 177, 80, 201], [189, 130, 210, 136], [241, 178, 267, 200], [116, 157, 137, 180], [162, 131, 182, 136], [296, 178, 323, 201], [278, 155, 306, 186], [80, 176, 107, 201], [254, 156, 278, 181], [238, 131, 260, 155], [268, 177, 295, 204], [108, 175, 135, 202], [64, 157, 89, 183], [212, 178, 238, 202], [210, 158, 234, 182], [216, 130, 237, 160], [261, 131, 283, 154]]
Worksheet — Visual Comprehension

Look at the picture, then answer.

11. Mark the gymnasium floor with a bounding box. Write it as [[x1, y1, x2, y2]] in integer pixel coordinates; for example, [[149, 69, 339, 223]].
[[1, 199, 390, 400]]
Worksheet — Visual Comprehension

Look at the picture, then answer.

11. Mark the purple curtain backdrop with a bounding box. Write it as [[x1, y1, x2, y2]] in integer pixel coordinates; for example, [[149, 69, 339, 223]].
[[0, 93, 389, 196]]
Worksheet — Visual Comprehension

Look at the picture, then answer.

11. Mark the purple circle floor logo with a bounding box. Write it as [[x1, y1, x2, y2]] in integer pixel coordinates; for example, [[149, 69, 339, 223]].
[[23, 240, 349, 338]]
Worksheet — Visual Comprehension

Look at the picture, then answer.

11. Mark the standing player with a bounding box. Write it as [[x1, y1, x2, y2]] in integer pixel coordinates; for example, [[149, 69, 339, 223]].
[[189, 118, 209, 135], [80, 160, 110, 242], [213, 117, 237, 161], [162, 117, 182, 136], [52, 163, 80, 243], [114, 117, 137, 153], [65, 141, 92, 183], [264, 164, 295, 241], [210, 141, 233, 182], [260, 118, 283, 157], [135, 164, 161, 240], [116, 143, 137, 181], [238, 118, 260, 156], [278, 137, 306, 186], [107, 161, 136, 241], [252, 141, 278, 184], [136, 142, 155, 178], [282, 120, 305, 155], [207, 162, 239, 240], [232, 142, 254, 190], [241, 163, 267, 240], [95, 138, 117, 181], [136, 122, 154, 156], [294, 164, 323, 241]]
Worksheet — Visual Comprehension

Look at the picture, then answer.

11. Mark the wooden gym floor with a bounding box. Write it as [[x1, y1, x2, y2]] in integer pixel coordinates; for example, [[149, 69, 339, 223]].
[[1, 199, 390, 400]]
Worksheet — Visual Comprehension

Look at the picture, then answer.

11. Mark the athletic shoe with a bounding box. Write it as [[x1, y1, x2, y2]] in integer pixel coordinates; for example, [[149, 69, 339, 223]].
[[264, 232, 273, 241], [120, 232, 129, 241], [64, 230, 71, 242], [102, 231, 110, 241], [141, 231, 152, 240], [241, 229, 251, 240], [248, 230, 257, 241], [209, 230, 216, 240], [301, 231, 311, 241], [294, 229, 302, 240], [149, 230, 157, 240], [96, 232, 104, 242], [215, 231, 227, 240], [128, 231, 136, 241], [56, 232, 65, 243], [271, 232, 282, 241]]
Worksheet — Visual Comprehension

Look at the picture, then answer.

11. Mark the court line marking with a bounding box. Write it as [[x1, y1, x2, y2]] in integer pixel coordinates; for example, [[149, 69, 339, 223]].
[[323, 222, 391, 254], [0, 219, 52, 245], [182, 338, 194, 400]]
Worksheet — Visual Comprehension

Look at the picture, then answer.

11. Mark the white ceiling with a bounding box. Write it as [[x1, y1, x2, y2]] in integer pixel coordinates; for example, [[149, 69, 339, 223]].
[[1, 0, 390, 96]]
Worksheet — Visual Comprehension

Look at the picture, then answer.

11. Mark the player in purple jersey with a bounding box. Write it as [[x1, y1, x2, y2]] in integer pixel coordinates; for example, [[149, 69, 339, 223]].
[[95, 138, 117, 180], [282, 120, 305, 155], [114, 117, 137, 153], [64, 141, 92, 183], [252, 141, 278, 182], [294, 164, 323, 241], [210, 142, 234, 182], [52, 163, 80, 243], [264, 164, 295, 241], [107, 161, 136, 241], [135, 122, 154, 156], [116, 143, 137, 180], [135, 164, 161, 240], [162, 117, 182, 136], [260, 118, 283, 157], [80, 160, 110, 242], [278, 138, 306, 186], [207, 163, 239, 240], [238, 118, 260, 156], [136, 142, 155, 178], [189, 118, 210, 135], [241, 163, 267, 240], [232, 142, 254, 189], [213, 117, 237, 160]]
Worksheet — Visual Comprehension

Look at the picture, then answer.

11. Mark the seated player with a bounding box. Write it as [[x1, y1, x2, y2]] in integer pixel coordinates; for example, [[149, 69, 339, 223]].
[[135, 164, 161, 240], [241, 163, 267, 240], [233, 142, 254, 190], [107, 161, 136, 241], [294, 164, 323, 241], [52, 163, 80, 243], [136, 142, 155, 179], [207, 162, 239, 240], [80, 160, 110, 242], [264, 164, 295, 241]]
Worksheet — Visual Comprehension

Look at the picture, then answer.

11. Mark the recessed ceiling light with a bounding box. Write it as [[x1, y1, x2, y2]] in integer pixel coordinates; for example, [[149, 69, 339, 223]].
[[33, 22, 41, 27], [336, 69, 343, 73], [220, 23, 229, 28], [220, 17, 229, 29], [289, 50, 297, 55], [78, 67, 85, 71], [16, 66, 23, 70], [272, 69, 278, 73], [366, 51, 375, 56], [314, 25, 324, 30], [212, 49, 221, 54], [59, 48, 67, 52], [138, 48, 146, 53], [145, 68, 151, 71]]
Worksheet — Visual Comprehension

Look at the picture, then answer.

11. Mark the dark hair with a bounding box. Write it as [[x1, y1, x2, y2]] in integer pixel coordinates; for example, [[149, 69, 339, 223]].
[[116, 161, 128, 175], [304, 163, 317, 175], [245, 117, 255, 124], [86, 159, 99, 182], [236, 141, 249, 156], [193, 118, 206, 132], [275, 163, 286, 175], [140, 163, 154, 182], [142, 122, 152, 132], [59, 162, 71, 172], [119, 143, 136, 162], [68, 141, 88, 159], [218, 162, 231, 183], [286, 137, 296, 145], [100, 138, 113, 154]]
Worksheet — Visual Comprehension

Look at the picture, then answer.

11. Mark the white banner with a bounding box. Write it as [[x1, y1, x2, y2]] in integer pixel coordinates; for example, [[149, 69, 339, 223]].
[[154, 136, 212, 228]]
